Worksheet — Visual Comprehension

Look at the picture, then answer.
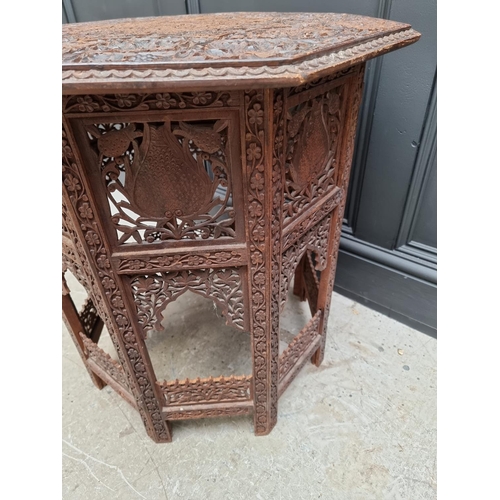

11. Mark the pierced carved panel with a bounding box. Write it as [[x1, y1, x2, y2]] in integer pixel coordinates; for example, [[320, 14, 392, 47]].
[[283, 85, 345, 223], [282, 186, 343, 251], [280, 214, 332, 314], [84, 119, 237, 245], [159, 375, 252, 406], [63, 124, 172, 442], [63, 91, 235, 114], [130, 268, 245, 336], [79, 298, 100, 338]]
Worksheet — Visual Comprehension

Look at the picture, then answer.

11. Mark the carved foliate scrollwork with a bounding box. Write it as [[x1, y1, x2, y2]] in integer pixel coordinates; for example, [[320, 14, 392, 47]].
[[243, 89, 269, 434], [279, 311, 322, 381], [163, 406, 252, 421], [159, 375, 252, 406], [312, 67, 366, 367], [280, 214, 332, 314], [63, 91, 234, 114], [62, 234, 91, 293], [62, 13, 413, 66], [129, 268, 245, 336], [63, 124, 171, 442], [86, 120, 235, 245], [80, 334, 130, 392], [62, 21, 419, 91], [283, 86, 345, 223], [242, 88, 285, 434], [281, 187, 343, 252], [117, 249, 245, 274], [269, 89, 286, 427]]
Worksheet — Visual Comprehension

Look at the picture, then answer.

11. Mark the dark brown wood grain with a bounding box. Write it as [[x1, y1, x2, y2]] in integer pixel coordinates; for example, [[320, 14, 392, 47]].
[[62, 13, 419, 442]]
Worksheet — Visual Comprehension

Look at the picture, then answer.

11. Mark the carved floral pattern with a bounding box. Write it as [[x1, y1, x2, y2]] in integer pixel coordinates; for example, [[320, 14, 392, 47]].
[[63, 124, 171, 442], [130, 269, 245, 336], [86, 120, 235, 244], [281, 187, 343, 251], [63, 91, 234, 114], [163, 405, 252, 421], [62, 26, 419, 91], [62, 13, 411, 65], [62, 234, 91, 294], [243, 90, 269, 434], [159, 375, 252, 406], [279, 311, 322, 381], [283, 86, 345, 223], [269, 89, 286, 427], [80, 334, 130, 392], [314, 67, 366, 366], [280, 214, 332, 314], [117, 250, 245, 274]]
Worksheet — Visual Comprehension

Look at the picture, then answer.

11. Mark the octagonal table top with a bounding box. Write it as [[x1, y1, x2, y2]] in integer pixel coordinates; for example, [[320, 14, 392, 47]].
[[62, 12, 420, 93]]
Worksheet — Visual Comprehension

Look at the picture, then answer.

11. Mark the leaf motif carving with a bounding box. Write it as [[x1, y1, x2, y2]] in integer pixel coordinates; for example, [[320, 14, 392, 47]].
[[85, 119, 236, 244]]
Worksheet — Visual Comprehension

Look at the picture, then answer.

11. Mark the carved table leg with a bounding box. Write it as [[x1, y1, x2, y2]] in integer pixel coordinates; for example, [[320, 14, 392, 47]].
[[62, 276, 106, 390], [63, 121, 173, 443], [243, 89, 285, 435], [311, 66, 365, 367]]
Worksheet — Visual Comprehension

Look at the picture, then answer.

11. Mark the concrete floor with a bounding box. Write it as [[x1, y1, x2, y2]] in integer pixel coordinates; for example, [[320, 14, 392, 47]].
[[62, 272, 436, 499]]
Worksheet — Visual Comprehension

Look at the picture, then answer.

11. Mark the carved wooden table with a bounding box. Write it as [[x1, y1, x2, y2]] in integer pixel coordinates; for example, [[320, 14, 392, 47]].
[[62, 13, 420, 443]]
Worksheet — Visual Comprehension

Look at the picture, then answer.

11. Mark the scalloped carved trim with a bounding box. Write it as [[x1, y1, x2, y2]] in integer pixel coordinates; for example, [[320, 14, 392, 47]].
[[129, 269, 245, 336], [62, 30, 419, 91]]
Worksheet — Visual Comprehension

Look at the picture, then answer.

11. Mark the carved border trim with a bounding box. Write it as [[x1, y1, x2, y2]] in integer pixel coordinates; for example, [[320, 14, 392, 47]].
[[80, 334, 131, 394], [282, 186, 343, 251], [279, 311, 322, 382], [129, 268, 246, 335], [63, 91, 236, 114], [243, 89, 269, 434], [162, 402, 253, 421], [278, 330, 323, 398], [269, 88, 286, 429], [280, 214, 332, 314], [114, 247, 247, 274], [62, 30, 419, 91], [158, 375, 252, 406]]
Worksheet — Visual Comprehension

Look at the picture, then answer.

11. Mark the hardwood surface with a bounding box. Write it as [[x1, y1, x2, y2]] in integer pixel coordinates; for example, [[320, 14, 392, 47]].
[[62, 13, 420, 442]]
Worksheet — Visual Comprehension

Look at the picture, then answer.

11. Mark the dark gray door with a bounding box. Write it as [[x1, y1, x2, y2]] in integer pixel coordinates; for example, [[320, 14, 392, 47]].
[[63, 0, 437, 337]]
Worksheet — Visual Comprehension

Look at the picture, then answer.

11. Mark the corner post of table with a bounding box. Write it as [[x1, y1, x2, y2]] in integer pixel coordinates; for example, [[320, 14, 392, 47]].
[[242, 88, 285, 435], [312, 64, 366, 367], [62, 274, 107, 390], [62, 118, 173, 443]]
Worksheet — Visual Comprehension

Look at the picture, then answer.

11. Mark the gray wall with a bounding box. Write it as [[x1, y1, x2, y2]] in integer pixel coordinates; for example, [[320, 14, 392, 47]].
[[63, 0, 437, 337]]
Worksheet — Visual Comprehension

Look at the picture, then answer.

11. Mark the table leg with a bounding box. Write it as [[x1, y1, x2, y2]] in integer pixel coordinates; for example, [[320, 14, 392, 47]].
[[311, 66, 365, 366]]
